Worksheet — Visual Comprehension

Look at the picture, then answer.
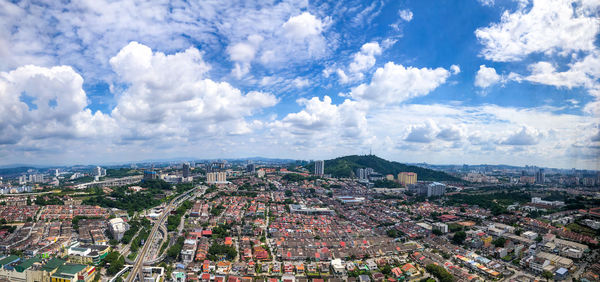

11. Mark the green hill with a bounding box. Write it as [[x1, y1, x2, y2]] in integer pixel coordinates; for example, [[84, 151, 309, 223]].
[[307, 155, 461, 182]]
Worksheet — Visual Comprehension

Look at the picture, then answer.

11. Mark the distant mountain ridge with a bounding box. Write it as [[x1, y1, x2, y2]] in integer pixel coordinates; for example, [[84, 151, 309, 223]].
[[306, 155, 462, 182]]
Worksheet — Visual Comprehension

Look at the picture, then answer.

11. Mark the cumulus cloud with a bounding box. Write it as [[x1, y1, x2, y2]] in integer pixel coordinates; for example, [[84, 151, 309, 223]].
[[437, 125, 463, 141], [500, 126, 541, 145], [475, 65, 501, 88], [337, 42, 383, 83], [475, 0, 600, 117], [269, 96, 369, 151], [110, 42, 278, 140], [405, 122, 437, 143], [256, 11, 330, 65], [0, 65, 114, 145], [350, 62, 452, 104], [475, 0, 599, 62], [349, 42, 382, 75], [283, 12, 325, 39], [524, 51, 600, 90], [228, 35, 263, 79]]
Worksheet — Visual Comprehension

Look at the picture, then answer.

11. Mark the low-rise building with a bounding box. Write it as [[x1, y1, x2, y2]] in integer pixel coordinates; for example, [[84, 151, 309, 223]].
[[67, 244, 110, 265]]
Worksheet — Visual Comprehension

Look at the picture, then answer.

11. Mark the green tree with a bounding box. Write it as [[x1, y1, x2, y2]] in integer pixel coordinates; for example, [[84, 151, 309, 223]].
[[492, 237, 506, 248], [425, 264, 454, 282], [542, 270, 553, 281], [452, 231, 466, 245]]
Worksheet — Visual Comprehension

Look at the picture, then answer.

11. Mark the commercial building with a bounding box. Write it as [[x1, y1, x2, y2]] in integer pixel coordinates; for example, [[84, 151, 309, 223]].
[[289, 204, 335, 215], [51, 263, 95, 282], [314, 160, 324, 176], [67, 244, 110, 265], [108, 218, 129, 241], [337, 196, 365, 203], [531, 197, 564, 207], [0, 256, 94, 282], [398, 172, 417, 186]]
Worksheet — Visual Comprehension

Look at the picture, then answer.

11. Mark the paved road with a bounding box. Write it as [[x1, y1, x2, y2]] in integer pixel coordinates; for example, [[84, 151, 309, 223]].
[[126, 187, 201, 282]]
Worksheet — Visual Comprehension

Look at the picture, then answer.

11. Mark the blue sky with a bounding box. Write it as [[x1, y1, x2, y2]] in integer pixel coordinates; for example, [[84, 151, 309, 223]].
[[0, 0, 598, 169]]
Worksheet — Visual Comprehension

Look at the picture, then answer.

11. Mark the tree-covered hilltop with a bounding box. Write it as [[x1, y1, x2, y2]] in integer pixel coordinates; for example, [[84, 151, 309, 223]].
[[306, 155, 462, 181]]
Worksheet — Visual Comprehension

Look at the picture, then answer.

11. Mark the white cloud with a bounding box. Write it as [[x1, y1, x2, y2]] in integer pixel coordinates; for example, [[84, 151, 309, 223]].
[[336, 42, 384, 83], [475, 65, 501, 88], [381, 38, 398, 49], [336, 69, 349, 84], [348, 42, 382, 75], [292, 77, 309, 88], [477, 0, 495, 6], [524, 51, 600, 91], [0, 65, 115, 145], [475, 0, 599, 62], [258, 75, 309, 89], [349, 62, 452, 104], [437, 125, 463, 141], [405, 121, 437, 143], [450, 65, 461, 75], [269, 96, 369, 150], [0, 0, 332, 80], [282, 12, 325, 39], [500, 126, 541, 145], [398, 9, 413, 22], [365, 103, 598, 168], [110, 42, 278, 140], [227, 35, 263, 79]]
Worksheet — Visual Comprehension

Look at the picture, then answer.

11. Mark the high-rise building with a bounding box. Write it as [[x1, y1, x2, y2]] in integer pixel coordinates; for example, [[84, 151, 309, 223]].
[[18, 175, 27, 185], [143, 171, 158, 180], [206, 172, 227, 184], [182, 162, 191, 178], [535, 169, 545, 184], [28, 174, 45, 183], [355, 168, 366, 180], [427, 182, 446, 197], [314, 160, 324, 176], [398, 172, 417, 186], [94, 166, 102, 177], [246, 163, 256, 173]]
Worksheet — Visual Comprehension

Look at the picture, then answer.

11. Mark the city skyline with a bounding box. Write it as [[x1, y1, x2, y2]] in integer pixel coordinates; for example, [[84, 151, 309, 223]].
[[0, 0, 599, 170]]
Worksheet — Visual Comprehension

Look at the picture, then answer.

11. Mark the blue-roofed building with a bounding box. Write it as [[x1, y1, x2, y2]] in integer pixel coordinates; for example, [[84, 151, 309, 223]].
[[555, 267, 568, 280]]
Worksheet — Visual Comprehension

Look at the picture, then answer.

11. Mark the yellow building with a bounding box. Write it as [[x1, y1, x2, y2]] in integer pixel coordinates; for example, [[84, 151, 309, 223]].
[[51, 264, 95, 282], [483, 236, 493, 247], [398, 172, 417, 186], [385, 174, 395, 181]]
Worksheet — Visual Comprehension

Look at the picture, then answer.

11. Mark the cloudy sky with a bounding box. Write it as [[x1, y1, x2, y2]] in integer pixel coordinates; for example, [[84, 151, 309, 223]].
[[0, 0, 599, 169]]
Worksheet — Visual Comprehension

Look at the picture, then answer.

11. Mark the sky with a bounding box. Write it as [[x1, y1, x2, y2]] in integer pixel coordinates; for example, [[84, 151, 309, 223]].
[[0, 0, 599, 169]]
